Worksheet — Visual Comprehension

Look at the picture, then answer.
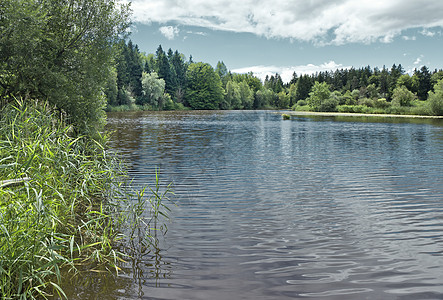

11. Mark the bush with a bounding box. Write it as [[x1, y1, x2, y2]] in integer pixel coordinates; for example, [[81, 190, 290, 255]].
[[359, 98, 375, 107], [318, 98, 338, 112], [427, 79, 443, 116], [296, 100, 307, 106], [392, 86, 416, 107], [374, 98, 391, 109], [337, 105, 354, 113]]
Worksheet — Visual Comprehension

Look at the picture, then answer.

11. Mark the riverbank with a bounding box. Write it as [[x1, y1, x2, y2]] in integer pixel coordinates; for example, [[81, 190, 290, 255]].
[[286, 111, 443, 119]]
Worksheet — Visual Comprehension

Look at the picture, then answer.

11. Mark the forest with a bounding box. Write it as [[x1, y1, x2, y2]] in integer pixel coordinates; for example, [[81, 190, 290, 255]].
[[108, 40, 443, 116]]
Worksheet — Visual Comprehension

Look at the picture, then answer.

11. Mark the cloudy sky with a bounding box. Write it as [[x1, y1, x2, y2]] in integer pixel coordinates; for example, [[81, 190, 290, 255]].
[[127, 0, 443, 82]]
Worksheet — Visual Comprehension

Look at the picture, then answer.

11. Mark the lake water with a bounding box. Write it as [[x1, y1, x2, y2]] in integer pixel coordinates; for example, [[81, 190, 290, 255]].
[[77, 111, 443, 299]]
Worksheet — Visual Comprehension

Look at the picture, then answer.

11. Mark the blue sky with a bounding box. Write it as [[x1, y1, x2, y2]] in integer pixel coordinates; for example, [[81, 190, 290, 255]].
[[126, 0, 443, 83]]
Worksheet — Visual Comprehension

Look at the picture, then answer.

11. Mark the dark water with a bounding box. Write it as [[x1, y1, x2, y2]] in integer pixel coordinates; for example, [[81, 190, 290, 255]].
[[88, 111, 443, 299]]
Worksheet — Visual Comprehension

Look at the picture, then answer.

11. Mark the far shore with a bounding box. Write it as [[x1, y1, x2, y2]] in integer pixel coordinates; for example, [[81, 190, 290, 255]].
[[285, 111, 443, 119]]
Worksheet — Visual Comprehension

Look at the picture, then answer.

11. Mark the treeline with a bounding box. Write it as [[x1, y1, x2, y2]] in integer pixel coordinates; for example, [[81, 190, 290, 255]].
[[290, 65, 443, 115], [107, 41, 443, 115]]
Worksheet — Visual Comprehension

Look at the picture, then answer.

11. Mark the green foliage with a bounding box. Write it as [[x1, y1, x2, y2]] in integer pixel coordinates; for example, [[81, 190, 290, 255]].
[[216, 61, 229, 86], [185, 62, 224, 110], [0, 0, 131, 133], [140, 72, 166, 107], [295, 75, 313, 101], [427, 79, 443, 115], [238, 81, 254, 109], [224, 81, 239, 109], [296, 100, 307, 106], [288, 83, 298, 107], [0, 99, 176, 298], [0, 100, 127, 298], [264, 74, 284, 93], [414, 66, 432, 100], [307, 82, 332, 111], [282, 114, 291, 120], [277, 91, 290, 109], [374, 98, 391, 109], [392, 85, 416, 107], [254, 88, 275, 109], [358, 98, 375, 107]]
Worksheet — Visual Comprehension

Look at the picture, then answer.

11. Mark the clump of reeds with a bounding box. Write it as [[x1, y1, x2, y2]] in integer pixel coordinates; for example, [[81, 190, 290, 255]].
[[0, 99, 172, 299]]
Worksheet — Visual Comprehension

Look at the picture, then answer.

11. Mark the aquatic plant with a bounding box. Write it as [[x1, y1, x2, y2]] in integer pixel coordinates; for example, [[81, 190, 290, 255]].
[[0, 99, 172, 299]]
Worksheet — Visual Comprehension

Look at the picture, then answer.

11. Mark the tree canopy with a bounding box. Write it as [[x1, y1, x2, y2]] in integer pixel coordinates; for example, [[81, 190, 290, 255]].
[[0, 0, 131, 132], [185, 62, 224, 110]]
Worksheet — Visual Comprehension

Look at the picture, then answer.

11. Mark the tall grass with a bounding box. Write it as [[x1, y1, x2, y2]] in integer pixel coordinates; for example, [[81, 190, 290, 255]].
[[0, 99, 172, 299]]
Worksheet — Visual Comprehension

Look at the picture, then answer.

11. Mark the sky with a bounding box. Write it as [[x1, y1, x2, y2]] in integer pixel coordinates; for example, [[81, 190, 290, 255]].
[[125, 0, 443, 83]]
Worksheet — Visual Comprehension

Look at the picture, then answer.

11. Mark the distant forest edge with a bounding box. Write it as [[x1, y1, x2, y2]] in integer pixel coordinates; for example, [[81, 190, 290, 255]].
[[107, 40, 443, 116]]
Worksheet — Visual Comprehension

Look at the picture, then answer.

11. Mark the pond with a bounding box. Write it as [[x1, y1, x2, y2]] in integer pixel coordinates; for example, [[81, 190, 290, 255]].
[[73, 111, 443, 299]]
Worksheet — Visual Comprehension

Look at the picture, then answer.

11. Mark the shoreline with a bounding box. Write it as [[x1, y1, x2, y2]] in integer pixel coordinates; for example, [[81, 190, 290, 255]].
[[285, 111, 443, 119]]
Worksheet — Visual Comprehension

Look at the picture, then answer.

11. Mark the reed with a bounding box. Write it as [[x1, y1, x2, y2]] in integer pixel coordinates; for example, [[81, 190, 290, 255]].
[[0, 99, 171, 299]]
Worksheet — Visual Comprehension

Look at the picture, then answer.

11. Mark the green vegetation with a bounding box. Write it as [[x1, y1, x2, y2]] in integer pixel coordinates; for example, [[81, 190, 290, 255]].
[[292, 71, 443, 116], [0, 99, 174, 299], [0, 0, 131, 133], [1, 0, 442, 296], [0, 1, 173, 298], [0, 100, 126, 298], [185, 62, 224, 110], [108, 41, 443, 115]]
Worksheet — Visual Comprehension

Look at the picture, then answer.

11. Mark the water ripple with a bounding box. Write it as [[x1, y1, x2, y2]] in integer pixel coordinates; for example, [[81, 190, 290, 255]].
[[103, 111, 443, 300]]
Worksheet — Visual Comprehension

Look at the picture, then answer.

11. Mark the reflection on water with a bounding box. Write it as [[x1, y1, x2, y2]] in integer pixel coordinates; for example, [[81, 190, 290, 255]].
[[69, 111, 443, 299]]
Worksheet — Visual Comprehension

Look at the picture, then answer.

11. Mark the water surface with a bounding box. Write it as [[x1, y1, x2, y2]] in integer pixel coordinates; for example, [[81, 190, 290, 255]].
[[93, 111, 443, 299]]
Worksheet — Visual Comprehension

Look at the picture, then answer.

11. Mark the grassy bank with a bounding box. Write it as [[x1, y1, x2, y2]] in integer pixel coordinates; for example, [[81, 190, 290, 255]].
[[285, 110, 443, 119], [292, 99, 442, 117], [0, 99, 169, 299]]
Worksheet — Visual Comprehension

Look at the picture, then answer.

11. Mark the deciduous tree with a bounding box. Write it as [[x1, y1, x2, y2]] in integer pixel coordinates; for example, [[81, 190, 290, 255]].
[[185, 62, 224, 110]]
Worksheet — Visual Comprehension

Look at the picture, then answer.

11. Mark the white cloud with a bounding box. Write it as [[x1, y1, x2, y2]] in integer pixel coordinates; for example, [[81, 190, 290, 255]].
[[186, 31, 207, 36], [129, 0, 443, 44], [413, 55, 424, 65], [402, 35, 416, 41], [232, 61, 350, 83], [420, 29, 436, 37], [159, 26, 180, 40]]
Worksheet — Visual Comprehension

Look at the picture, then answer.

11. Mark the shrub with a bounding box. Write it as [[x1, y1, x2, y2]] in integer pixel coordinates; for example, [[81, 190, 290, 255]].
[[296, 100, 307, 106], [426, 79, 443, 116], [392, 86, 416, 107], [359, 98, 375, 107], [374, 98, 391, 109], [318, 98, 338, 112]]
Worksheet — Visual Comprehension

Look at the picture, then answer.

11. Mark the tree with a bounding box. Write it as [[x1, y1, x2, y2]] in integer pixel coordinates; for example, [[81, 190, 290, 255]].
[[185, 62, 224, 110], [427, 79, 443, 116], [140, 72, 166, 108], [238, 81, 253, 109], [155, 45, 175, 97], [397, 74, 414, 92], [0, 0, 131, 132], [126, 41, 143, 99], [254, 88, 274, 109], [288, 83, 298, 107], [170, 50, 188, 102], [277, 91, 290, 109], [216, 61, 229, 86], [392, 86, 416, 107], [307, 81, 335, 111], [415, 66, 432, 100], [295, 75, 312, 101]]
